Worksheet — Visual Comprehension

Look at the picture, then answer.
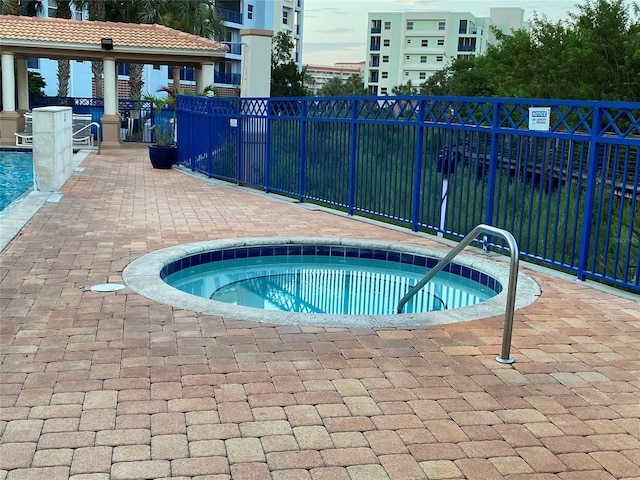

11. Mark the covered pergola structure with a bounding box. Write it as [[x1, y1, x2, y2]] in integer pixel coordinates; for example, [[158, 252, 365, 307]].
[[0, 15, 228, 147]]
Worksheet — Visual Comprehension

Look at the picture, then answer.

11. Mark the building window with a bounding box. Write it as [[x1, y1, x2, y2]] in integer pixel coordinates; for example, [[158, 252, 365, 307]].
[[436, 55, 443, 62], [382, 55, 389, 63], [405, 71, 409, 76], [370, 37, 381, 51], [368, 85, 378, 95], [247, 4, 253, 19], [381, 87, 388, 94], [437, 39, 445, 46], [419, 72, 426, 80], [371, 19, 381, 33], [406, 55, 410, 60], [283, 9, 288, 25], [119, 63, 130, 76], [384, 21, 391, 30], [406, 21, 413, 30], [153, 65, 161, 70], [420, 55, 427, 63], [438, 21, 446, 30], [383, 39, 390, 47], [459, 19, 467, 34], [382, 71, 388, 79], [27, 58, 40, 69], [421, 39, 428, 47]]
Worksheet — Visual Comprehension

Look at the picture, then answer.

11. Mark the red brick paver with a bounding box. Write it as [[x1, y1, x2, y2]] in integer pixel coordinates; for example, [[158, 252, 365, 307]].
[[0, 147, 639, 479]]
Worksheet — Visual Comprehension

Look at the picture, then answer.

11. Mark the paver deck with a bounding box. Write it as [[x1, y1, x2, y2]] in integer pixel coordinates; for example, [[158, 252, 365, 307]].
[[1, 147, 639, 480]]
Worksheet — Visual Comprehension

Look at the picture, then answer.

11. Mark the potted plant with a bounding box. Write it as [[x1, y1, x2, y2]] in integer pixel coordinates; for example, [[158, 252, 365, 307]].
[[143, 87, 177, 169]]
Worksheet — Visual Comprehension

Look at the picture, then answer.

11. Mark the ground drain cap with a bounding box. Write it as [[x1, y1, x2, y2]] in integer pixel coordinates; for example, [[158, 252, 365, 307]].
[[90, 283, 125, 292]]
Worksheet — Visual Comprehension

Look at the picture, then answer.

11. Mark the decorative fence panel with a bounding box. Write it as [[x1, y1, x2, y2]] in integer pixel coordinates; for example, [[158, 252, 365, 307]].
[[176, 95, 639, 293]]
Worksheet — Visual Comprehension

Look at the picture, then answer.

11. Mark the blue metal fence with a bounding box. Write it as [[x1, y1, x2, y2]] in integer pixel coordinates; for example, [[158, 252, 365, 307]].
[[176, 95, 639, 293]]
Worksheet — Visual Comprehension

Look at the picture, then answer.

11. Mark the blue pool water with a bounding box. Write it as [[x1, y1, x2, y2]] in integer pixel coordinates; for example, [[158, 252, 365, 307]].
[[163, 246, 501, 315], [0, 151, 33, 211]]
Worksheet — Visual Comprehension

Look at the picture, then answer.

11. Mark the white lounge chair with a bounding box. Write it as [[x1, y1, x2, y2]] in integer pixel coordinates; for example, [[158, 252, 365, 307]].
[[14, 112, 33, 146]]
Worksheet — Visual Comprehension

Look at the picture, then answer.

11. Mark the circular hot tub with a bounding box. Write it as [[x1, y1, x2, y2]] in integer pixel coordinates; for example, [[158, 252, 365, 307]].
[[122, 237, 540, 328]]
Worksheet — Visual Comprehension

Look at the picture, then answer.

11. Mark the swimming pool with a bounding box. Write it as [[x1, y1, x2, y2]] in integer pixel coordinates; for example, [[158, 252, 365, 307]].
[[123, 237, 540, 328], [0, 150, 33, 211]]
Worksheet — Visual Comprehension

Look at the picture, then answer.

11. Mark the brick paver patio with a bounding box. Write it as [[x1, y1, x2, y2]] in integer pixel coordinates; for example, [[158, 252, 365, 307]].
[[1, 147, 639, 480]]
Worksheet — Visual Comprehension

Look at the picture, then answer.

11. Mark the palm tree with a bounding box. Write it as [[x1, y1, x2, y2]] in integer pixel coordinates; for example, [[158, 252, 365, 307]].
[[1, 0, 43, 16], [137, 0, 225, 94], [87, 0, 106, 98], [56, 0, 72, 97]]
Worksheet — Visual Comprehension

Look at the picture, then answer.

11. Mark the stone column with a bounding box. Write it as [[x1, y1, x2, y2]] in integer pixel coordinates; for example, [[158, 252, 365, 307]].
[[100, 57, 121, 147], [238, 30, 273, 180], [32, 107, 73, 191], [0, 52, 19, 146], [239, 29, 273, 98]]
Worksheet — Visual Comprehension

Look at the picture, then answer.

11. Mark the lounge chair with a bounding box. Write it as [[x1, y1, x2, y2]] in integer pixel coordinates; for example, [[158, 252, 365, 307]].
[[14, 112, 33, 146]]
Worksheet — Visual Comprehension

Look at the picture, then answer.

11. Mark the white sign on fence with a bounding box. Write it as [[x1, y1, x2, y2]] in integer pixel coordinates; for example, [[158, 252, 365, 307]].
[[230, 118, 238, 127], [528, 107, 551, 131]]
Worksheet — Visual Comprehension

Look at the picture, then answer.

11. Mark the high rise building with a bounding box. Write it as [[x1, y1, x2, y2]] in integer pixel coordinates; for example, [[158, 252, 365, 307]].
[[365, 8, 525, 95]]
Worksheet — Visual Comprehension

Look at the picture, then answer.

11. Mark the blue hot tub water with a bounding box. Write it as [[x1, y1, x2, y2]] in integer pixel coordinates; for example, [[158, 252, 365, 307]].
[[0, 150, 34, 211], [163, 245, 502, 316]]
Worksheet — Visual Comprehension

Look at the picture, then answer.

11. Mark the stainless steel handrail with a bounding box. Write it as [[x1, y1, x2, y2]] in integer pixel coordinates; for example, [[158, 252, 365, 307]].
[[396, 224, 519, 364]]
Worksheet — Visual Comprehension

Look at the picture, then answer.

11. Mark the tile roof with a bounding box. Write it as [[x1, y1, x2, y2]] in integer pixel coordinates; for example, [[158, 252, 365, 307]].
[[0, 14, 228, 52]]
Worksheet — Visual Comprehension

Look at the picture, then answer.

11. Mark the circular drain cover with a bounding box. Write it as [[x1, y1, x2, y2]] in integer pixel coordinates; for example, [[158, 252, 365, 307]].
[[90, 283, 126, 292]]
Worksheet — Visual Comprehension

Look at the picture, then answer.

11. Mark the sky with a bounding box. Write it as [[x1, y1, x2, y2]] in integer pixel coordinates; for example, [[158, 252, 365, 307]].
[[302, 0, 586, 65]]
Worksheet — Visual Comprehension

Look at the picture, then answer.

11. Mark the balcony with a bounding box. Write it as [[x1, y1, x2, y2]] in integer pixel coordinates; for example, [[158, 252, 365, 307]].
[[457, 45, 475, 52], [371, 27, 381, 34], [219, 7, 242, 24], [214, 71, 241, 85], [370, 60, 379, 67], [224, 42, 243, 55], [370, 45, 380, 51]]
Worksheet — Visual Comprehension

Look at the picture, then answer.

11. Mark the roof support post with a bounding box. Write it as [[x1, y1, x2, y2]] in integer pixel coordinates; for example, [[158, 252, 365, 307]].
[[100, 56, 122, 147], [1, 52, 16, 112], [0, 51, 20, 146], [16, 58, 30, 111], [196, 62, 214, 93]]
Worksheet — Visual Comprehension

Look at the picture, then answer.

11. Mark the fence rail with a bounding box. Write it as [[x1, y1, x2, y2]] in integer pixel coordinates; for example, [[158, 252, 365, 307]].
[[175, 95, 639, 293]]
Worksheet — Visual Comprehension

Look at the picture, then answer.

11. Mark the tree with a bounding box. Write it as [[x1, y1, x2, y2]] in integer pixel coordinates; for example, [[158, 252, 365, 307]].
[[56, 0, 72, 97], [136, 0, 225, 94], [419, 69, 451, 96], [440, 0, 640, 101], [318, 74, 367, 96], [391, 80, 418, 95], [29, 71, 46, 96], [271, 31, 306, 97]]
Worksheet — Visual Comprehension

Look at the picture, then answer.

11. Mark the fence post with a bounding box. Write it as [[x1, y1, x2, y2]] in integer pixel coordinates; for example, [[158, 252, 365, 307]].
[[348, 99, 358, 216], [298, 100, 308, 202], [410, 98, 426, 231], [484, 100, 501, 227], [577, 103, 602, 281], [265, 99, 272, 193], [237, 98, 243, 185]]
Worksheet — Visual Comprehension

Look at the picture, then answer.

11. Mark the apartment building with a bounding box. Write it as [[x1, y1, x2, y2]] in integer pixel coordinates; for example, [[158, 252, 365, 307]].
[[365, 8, 524, 95], [303, 61, 365, 95], [30, 0, 303, 98]]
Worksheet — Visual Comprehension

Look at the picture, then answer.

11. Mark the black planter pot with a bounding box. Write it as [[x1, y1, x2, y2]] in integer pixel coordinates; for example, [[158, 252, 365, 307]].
[[148, 144, 177, 169]]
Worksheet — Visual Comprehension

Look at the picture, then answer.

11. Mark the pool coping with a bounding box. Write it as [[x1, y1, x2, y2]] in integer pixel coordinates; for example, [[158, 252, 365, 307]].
[[122, 237, 541, 328]]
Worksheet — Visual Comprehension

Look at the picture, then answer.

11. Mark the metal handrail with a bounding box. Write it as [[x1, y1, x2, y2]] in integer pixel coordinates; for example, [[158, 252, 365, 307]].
[[396, 224, 519, 364]]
